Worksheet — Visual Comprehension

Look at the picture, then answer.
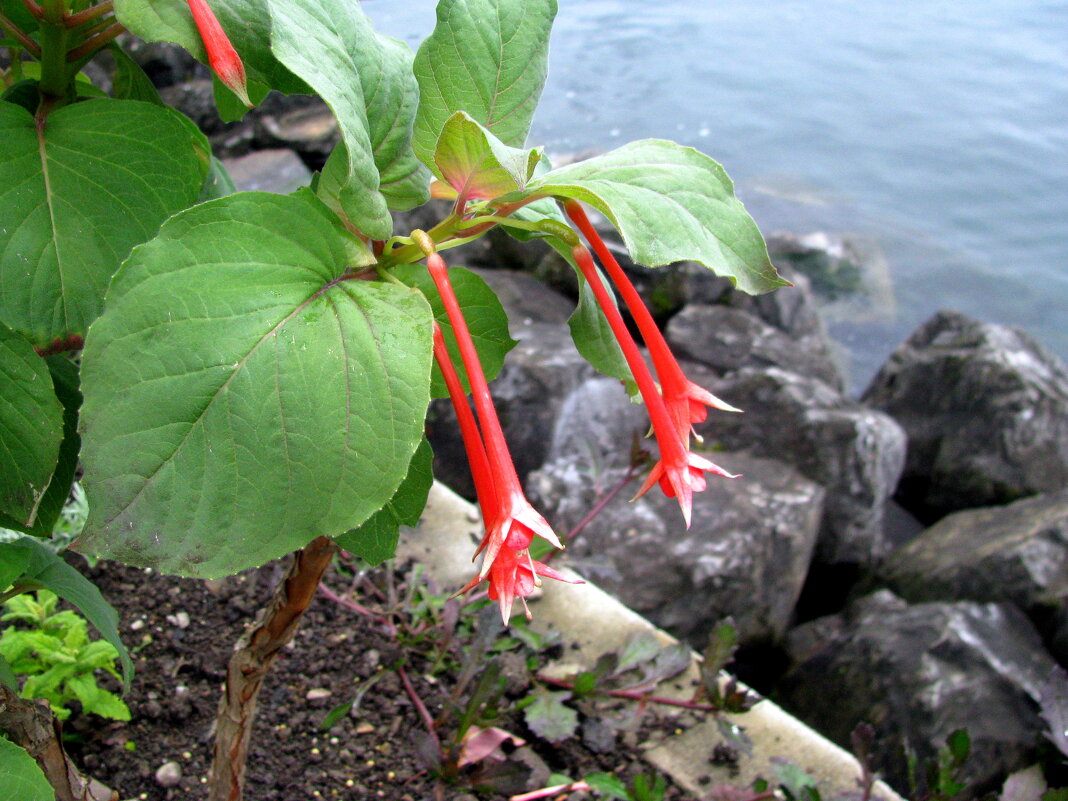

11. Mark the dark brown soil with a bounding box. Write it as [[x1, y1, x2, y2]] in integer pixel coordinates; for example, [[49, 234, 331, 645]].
[[62, 557, 692, 800]]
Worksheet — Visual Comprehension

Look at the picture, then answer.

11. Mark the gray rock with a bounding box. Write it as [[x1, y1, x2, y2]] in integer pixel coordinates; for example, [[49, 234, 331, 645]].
[[862, 311, 1068, 522], [780, 590, 1061, 795], [882, 490, 1068, 612], [222, 149, 312, 194], [427, 321, 596, 497], [666, 303, 843, 390], [154, 761, 182, 788], [700, 366, 906, 565], [528, 451, 824, 645], [469, 268, 574, 325], [545, 377, 650, 472]]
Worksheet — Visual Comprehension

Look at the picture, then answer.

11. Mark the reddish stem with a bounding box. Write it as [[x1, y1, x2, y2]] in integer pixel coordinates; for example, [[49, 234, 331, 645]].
[[538, 673, 722, 713], [398, 665, 439, 743], [63, 0, 112, 27]]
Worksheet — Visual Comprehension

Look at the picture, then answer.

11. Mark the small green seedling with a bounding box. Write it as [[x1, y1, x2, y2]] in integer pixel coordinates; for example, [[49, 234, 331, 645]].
[[0, 590, 130, 722]]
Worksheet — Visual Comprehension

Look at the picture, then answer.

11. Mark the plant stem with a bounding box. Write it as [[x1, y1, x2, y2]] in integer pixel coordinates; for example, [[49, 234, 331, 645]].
[[66, 20, 123, 62], [537, 673, 722, 713], [0, 684, 117, 801], [62, 0, 111, 28], [0, 12, 41, 56], [398, 664, 439, 742], [207, 536, 338, 801], [509, 780, 592, 801]]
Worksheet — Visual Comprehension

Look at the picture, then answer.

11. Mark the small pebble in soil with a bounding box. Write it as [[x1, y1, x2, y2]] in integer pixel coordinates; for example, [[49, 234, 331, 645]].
[[166, 611, 191, 628], [154, 761, 182, 788], [305, 687, 332, 701]]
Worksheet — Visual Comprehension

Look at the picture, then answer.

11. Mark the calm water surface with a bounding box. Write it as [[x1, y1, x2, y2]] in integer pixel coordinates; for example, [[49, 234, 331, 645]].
[[367, 1, 1068, 391]]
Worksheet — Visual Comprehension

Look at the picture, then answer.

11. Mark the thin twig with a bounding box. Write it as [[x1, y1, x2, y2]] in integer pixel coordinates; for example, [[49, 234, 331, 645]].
[[543, 462, 640, 564], [0, 11, 41, 55], [398, 665, 439, 743], [63, 0, 112, 28], [537, 673, 722, 713], [510, 781, 591, 801], [66, 20, 124, 61]]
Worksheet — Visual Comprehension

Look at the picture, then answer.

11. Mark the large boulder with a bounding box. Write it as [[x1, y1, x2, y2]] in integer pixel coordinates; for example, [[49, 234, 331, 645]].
[[666, 303, 842, 390], [528, 450, 824, 646], [862, 311, 1068, 522], [881, 490, 1068, 614], [780, 590, 1061, 795], [698, 366, 906, 566]]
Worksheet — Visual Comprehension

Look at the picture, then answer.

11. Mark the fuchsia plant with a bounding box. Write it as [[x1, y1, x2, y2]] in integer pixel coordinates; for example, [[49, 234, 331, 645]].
[[0, 0, 786, 795]]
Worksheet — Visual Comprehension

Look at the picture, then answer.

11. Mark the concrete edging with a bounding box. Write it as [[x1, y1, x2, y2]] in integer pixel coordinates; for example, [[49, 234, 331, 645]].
[[398, 482, 904, 801]]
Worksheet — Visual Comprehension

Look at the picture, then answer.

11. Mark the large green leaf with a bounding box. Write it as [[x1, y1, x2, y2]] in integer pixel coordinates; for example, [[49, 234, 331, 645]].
[[0, 535, 132, 687], [364, 35, 433, 212], [0, 99, 207, 346], [524, 139, 786, 295], [390, 263, 517, 399], [22, 356, 81, 539], [0, 324, 62, 528], [0, 737, 54, 801], [77, 191, 434, 578], [268, 0, 428, 236], [412, 0, 557, 167], [113, 0, 307, 94], [334, 438, 433, 567], [433, 111, 542, 200]]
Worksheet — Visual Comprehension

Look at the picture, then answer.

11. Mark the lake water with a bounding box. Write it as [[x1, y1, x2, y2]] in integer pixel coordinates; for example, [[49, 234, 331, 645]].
[[366, 1, 1068, 392]]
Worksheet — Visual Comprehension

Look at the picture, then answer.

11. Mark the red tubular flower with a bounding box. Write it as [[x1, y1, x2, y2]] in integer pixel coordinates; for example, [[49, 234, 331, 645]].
[[424, 253, 562, 570], [187, 0, 252, 107], [432, 323, 498, 527], [564, 199, 740, 443], [570, 243, 737, 526], [455, 540, 578, 622]]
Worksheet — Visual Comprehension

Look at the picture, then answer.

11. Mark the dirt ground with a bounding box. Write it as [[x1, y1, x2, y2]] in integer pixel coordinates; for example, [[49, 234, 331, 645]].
[[64, 557, 696, 800]]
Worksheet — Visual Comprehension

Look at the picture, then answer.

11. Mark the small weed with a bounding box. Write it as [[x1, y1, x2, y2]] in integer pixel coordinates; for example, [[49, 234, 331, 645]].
[[0, 590, 129, 722]]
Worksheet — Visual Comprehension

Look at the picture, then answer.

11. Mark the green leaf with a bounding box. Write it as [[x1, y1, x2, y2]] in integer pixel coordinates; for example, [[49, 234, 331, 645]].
[[269, 0, 428, 236], [77, 191, 433, 578], [0, 542, 30, 592], [335, 438, 433, 566], [0, 535, 132, 688], [213, 74, 270, 123], [199, 156, 238, 203], [433, 111, 542, 200], [412, 0, 557, 168], [0, 99, 207, 346], [0, 737, 54, 801], [536, 237, 635, 396], [0, 323, 63, 528], [522, 689, 578, 742], [24, 356, 81, 539], [0, 653, 16, 690], [390, 263, 517, 398], [615, 631, 662, 675], [109, 44, 164, 105], [524, 139, 786, 295], [583, 772, 630, 801]]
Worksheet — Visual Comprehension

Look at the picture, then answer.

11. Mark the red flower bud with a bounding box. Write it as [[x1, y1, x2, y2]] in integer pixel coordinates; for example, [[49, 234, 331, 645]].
[[187, 0, 251, 107]]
